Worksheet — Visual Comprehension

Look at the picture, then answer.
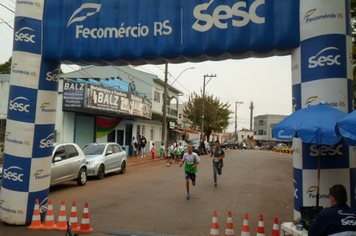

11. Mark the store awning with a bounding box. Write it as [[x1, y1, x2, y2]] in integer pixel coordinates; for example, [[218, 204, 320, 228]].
[[179, 128, 200, 134], [172, 129, 184, 134]]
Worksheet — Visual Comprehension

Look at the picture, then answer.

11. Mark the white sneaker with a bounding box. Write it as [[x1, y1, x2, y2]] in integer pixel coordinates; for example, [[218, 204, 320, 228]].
[[141, 156, 143, 158]]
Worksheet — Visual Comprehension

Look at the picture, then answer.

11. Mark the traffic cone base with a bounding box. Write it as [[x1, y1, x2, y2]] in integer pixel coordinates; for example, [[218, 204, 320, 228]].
[[272, 217, 279, 236], [28, 199, 43, 229], [225, 211, 234, 236], [56, 200, 67, 231], [257, 214, 265, 236], [43, 199, 57, 230], [241, 213, 250, 236], [210, 210, 219, 236], [80, 202, 93, 233], [70, 201, 80, 232]]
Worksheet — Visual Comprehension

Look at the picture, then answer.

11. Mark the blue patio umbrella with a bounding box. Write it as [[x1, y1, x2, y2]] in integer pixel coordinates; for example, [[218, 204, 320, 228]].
[[337, 110, 356, 146], [272, 104, 347, 207]]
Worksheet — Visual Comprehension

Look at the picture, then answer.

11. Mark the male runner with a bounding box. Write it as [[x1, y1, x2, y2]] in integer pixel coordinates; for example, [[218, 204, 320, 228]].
[[210, 140, 225, 187], [180, 145, 200, 200]]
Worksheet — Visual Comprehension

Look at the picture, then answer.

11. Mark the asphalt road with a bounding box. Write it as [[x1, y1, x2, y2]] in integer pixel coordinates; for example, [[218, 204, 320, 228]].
[[0, 149, 294, 236]]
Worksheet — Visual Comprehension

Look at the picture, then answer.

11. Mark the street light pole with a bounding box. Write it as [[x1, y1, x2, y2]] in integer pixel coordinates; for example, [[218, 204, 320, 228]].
[[201, 74, 216, 141], [235, 101, 243, 141], [162, 63, 169, 146], [162, 65, 195, 146]]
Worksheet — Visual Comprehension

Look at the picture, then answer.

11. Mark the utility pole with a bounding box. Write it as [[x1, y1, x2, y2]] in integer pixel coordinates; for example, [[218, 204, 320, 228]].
[[235, 101, 243, 141], [201, 74, 217, 141], [249, 101, 254, 131], [162, 63, 168, 146]]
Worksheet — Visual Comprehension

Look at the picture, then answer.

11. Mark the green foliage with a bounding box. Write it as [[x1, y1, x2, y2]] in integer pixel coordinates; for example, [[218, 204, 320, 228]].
[[183, 92, 232, 139], [0, 57, 11, 74]]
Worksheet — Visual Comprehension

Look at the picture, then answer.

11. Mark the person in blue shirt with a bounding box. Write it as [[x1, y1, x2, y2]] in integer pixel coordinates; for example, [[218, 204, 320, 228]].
[[308, 184, 356, 236]]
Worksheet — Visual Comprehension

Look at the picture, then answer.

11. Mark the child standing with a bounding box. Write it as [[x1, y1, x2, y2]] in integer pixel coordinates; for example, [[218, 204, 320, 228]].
[[176, 142, 183, 164], [166, 142, 172, 167], [151, 143, 155, 159], [160, 143, 165, 161]]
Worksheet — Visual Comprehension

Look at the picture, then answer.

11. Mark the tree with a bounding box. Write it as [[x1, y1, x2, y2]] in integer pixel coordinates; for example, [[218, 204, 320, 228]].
[[183, 92, 232, 141], [0, 57, 11, 74]]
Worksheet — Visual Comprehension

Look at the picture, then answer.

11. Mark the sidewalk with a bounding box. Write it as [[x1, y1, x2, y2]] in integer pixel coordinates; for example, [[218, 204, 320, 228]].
[[126, 153, 162, 166]]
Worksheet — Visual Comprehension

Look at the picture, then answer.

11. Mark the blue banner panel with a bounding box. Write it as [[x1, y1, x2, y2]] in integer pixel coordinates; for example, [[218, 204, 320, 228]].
[[301, 34, 347, 82], [7, 86, 37, 123], [32, 124, 55, 158], [13, 17, 42, 55], [2, 154, 31, 192], [294, 168, 303, 212], [302, 140, 350, 170], [292, 83, 301, 112], [27, 189, 49, 224], [38, 60, 61, 92], [42, 0, 300, 65]]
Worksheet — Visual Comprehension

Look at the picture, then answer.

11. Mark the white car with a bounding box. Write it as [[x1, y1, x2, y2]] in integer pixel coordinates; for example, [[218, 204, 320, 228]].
[[82, 142, 127, 179], [51, 143, 87, 186]]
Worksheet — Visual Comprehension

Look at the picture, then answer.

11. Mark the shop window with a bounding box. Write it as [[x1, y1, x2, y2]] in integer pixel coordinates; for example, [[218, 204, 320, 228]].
[[150, 127, 154, 140], [107, 130, 116, 142], [258, 130, 263, 135], [259, 120, 264, 126], [116, 130, 124, 146], [154, 91, 160, 102], [142, 125, 145, 136]]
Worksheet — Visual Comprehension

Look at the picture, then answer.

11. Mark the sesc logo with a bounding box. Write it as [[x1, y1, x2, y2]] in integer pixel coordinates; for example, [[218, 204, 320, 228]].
[[308, 47, 341, 69], [14, 27, 36, 43], [3, 166, 24, 182], [39, 133, 54, 148], [310, 144, 343, 157], [192, 0, 265, 32], [67, 3, 101, 27], [39, 197, 48, 213], [9, 97, 30, 113], [46, 68, 60, 82]]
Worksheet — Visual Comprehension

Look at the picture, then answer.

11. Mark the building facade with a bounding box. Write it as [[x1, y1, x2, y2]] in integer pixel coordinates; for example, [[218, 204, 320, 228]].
[[253, 114, 288, 146]]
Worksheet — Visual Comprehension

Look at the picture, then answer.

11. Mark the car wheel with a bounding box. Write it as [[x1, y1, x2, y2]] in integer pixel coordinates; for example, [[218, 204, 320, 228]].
[[97, 165, 105, 179], [119, 161, 126, 174], [77, 168, 87, 186]]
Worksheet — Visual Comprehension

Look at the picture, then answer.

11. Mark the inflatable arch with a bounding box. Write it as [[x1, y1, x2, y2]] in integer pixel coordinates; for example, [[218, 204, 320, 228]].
[[0, 0, 353, 224]]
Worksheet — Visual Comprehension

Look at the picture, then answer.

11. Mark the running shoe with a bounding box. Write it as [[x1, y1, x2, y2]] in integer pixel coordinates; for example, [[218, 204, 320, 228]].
[[214, 182, 217, 187], [186, 194, 190, 200]]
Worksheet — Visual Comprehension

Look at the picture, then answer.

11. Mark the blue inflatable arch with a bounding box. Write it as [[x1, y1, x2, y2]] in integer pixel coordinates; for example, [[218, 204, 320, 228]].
[[0, 0, 353, 225]]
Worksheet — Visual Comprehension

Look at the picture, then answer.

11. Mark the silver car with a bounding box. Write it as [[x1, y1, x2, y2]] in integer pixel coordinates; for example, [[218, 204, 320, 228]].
[[82, 142, 127, 179], [51, 143, 87, 186], [0, 143, 87, 187]]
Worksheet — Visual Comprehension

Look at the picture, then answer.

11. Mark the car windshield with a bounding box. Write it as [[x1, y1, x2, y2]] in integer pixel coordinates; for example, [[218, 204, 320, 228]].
[[82, 144, 105, 155], [189, 139, 200, 145]]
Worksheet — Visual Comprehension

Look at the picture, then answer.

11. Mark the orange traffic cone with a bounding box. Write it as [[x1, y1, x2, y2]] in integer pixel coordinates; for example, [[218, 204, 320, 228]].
[[241, 213, 250, 236], [210, 210, 219, 236], [256, 214, 265, 236], [42, 199, 57, 229], [225, 211, 234, 236], [80, 202, 93, 233], [56, 200, 67, 230], [70, 201, 80, 231], [272, 217, 279, 236], [28, 199, 43, 229], [279, 150, 281, 155]]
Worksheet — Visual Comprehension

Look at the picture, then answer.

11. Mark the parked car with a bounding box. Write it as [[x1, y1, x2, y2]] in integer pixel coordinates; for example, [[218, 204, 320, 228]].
[[275, 143, 288, 149], [82, 142, 127, 179], [184, 139, 201, 155], [51, 143, 87, 186], [0, 143, 87, 187], [220, 140, 239, 149]]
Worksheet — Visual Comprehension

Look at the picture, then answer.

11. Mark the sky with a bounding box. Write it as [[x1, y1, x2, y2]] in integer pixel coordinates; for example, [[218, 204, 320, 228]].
[[0, 1, 292, 132]]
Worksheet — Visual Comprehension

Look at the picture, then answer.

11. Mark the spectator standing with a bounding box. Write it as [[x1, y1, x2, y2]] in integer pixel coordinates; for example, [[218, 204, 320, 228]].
[[131, 137, 138, 157], [138, 135, 142, 156], [166, 142, 172, 167], [160, 143, 165, 161], [140, 135, 147, 158], [151, 143, 155, 159]]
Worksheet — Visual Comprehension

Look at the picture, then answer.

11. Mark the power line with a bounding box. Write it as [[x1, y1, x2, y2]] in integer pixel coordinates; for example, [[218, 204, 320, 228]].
[[0, 2, 14, 13]]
